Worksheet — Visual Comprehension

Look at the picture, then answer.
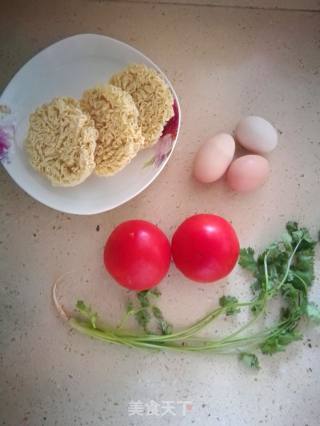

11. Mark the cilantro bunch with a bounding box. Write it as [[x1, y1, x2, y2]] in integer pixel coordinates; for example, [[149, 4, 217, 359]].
[[69, 222, 320, 369]]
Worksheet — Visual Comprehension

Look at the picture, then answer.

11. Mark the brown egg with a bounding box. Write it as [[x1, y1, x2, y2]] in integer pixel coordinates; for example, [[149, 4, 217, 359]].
[[226, 155, 270, 192], [193, 133, 235, 183]]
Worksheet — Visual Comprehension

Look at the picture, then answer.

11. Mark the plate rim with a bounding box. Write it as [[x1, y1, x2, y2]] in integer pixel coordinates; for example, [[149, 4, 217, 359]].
[[0, 33, 181, 215]]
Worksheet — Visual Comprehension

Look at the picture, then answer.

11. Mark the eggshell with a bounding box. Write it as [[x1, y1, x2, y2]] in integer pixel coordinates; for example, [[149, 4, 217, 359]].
[[226, 155, 270, 192], [193, 133, 235, 183], [235, 116, 278, 154]]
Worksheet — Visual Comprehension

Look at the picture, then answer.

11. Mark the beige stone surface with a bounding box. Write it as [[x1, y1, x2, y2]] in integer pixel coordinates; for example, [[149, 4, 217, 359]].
[[1, 1, 320, 425]]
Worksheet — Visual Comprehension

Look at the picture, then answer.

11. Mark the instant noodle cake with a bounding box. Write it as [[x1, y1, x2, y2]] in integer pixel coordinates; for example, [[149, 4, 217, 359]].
[[81, 84, 144, 176], [25, 97, 98, 187], [110, 64, 174, 149]]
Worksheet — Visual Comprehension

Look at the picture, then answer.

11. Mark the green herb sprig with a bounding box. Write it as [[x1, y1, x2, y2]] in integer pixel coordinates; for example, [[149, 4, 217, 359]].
[[68, 222, 320, 369]]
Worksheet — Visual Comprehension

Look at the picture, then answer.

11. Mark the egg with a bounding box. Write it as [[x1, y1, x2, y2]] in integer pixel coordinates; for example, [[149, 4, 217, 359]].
[[193, 133, 235, 183], [235, 116, 278, 154], [226, 155, 270, 192]]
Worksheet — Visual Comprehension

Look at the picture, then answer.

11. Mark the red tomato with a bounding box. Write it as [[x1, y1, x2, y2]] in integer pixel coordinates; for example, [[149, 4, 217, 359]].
[[171, 214, 239, 283], [104, 220, 171, 291]]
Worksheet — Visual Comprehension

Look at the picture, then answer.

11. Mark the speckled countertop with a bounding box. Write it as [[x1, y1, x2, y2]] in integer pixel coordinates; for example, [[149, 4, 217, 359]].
[[1, 1, 320, 426]]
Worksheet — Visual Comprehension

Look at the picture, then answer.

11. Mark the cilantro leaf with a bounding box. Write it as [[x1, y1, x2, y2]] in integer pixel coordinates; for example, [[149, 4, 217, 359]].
[[137, 290, 151, 308], [151, 306, 163, 320], [287, 221, 315, 246], [126, 300, 134, 313], [152, 306, 172, 335], [239, 248, 257, 274], [149, 288, 161, 297], [239, 352, 260, 370], [76, 300, 97, 329], [219, 295, 240, 316], [134, 290, 172, 334], [260, 330, 302, 354], [281, 230, 292, 245], [292, 248, 315, 287], [134, 308, 151, 332], [157, 318, 173, 335], [306, 302, 320, 324], [250, 294, 266, 315]]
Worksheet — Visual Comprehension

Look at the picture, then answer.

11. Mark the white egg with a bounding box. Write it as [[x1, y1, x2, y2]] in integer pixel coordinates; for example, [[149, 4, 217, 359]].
[[193, 133, 235, 183], [235, 116, 278, 154], [226, 155, 270, 192]]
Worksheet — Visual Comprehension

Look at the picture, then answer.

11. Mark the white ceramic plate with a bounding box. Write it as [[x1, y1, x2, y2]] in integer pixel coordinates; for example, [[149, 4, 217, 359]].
[[0, 34, 181, 215]]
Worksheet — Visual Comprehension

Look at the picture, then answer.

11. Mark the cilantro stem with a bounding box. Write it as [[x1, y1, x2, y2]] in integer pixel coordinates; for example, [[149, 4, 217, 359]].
[[69, 316, 293, 353], [118, 306, 225, 342], [278, 238, 303, 289], [291, 271, 308, 294], [220, 253, 272, 343], [264, 250, 270, 294]]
